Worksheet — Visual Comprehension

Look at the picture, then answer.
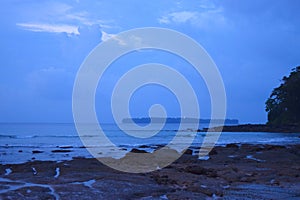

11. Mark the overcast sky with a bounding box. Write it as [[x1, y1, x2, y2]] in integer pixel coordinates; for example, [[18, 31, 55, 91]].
[[1, 0, 300, 123]]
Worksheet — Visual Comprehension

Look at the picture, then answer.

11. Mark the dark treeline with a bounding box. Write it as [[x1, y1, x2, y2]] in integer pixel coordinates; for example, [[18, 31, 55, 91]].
[[266, 66, 300, 126]]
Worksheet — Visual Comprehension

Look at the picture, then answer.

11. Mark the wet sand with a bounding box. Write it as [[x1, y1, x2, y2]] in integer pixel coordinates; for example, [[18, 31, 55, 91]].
[[1, 144, 300, 199]]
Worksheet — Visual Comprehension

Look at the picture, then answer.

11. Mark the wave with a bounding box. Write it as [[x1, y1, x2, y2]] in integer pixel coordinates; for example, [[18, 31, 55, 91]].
[[0, 144, 85, 148], [0, 132, 181, 139], [0, 134, 79, 139], [257, 137, 300, 144], [0, 134, 38, 139], [0, 144, 56, 148]]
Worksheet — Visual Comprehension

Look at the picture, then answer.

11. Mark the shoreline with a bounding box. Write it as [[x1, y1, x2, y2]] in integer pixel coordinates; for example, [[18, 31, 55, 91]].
[[1, 143, 300, 199], [1, 131, 300, 165], [200, 124, 300, 133]]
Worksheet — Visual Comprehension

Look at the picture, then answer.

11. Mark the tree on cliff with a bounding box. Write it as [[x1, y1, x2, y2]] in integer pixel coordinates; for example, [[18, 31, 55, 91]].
[[265, 66, 300, 125]]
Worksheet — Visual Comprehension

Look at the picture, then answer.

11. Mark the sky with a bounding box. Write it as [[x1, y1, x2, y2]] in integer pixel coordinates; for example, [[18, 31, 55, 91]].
[[0, 0, 300, 124]]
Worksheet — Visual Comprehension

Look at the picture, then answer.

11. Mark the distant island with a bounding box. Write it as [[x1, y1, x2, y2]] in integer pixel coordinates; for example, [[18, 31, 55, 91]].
[[122, 117, 239, 124]]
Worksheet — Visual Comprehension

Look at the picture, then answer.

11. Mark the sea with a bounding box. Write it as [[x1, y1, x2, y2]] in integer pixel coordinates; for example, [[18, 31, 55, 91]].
[[1, 123, 300, 164]]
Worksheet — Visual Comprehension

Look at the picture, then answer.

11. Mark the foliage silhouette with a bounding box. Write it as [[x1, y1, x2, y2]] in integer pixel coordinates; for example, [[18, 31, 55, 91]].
[[266, 66, 300, 125]]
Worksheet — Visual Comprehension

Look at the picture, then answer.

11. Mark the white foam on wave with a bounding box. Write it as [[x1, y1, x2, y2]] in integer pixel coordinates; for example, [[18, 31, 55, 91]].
[[72, 179, 96, 189], [83, 179, 96, 188], [4, 168, 12, 176], [31, 167, 37, 175], [54, 167, 60, 178], [258, 137, 300, 144], [246, 155, 265, 162], [198, 155, 210, 160]]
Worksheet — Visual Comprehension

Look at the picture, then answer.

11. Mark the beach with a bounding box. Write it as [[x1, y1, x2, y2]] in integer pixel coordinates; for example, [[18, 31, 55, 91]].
[[2, 1, 300, 199], [1, 143, 300, 200]]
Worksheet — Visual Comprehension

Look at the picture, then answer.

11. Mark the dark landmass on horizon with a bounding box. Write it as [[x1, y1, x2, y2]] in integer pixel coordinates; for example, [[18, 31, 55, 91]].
[[122, 117, 300, 133], [122, 117, 239, 124]]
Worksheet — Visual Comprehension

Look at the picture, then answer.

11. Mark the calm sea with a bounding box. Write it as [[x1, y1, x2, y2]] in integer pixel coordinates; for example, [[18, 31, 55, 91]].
[[1, 123, 300, 164]]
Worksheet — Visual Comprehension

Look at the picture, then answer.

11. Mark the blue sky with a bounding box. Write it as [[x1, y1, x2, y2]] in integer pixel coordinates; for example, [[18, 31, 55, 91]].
[[0, 0, 300, 123]]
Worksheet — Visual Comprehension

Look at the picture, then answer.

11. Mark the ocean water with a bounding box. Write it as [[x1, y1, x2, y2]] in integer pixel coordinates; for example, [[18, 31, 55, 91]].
[[0, 123, 300, 164]]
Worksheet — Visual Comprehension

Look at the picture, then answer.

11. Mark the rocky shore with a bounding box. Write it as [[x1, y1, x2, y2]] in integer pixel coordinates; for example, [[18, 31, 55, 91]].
[[201, 124, 300, 133], [1, 144, 300, 199]]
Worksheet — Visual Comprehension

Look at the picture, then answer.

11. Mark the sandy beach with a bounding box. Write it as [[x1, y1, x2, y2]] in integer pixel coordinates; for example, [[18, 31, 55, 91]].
[[1, 143, 300, 200]]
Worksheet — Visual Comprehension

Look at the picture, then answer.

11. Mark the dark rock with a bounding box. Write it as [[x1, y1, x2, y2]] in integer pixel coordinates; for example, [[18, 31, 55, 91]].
[[138, 145, 150, 148], [1, 186, 54, 199], [265, 145, 286, 151], [240, 176, 251, 182], [251, 146, 264, 152], [72, 156, 86, 159], [184, 166, 218, 177], [232, 167, 239, 173], [226, 144, 240, 148], [188, 183, 224, 197], [209, 149, 218, 155], [270, 179, 280, 185], [51, 149, 72, 153], [130, 148, 147, 153], [32, 150, 43, 154], [152, 174, 177, 185], [184, 149, 193, 155], [1, 144, 300, 200]]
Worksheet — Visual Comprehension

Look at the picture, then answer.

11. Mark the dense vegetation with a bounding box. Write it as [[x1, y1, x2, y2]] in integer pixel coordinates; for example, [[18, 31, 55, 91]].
[[265, 66, 300, 126]]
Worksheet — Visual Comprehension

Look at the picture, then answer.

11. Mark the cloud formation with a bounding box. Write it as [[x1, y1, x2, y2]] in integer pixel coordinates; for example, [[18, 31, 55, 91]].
[[158, 5, 227, 29], [159, 11, 197, 24], [17, 23, 80, 35], [15, 1, 110, 36]]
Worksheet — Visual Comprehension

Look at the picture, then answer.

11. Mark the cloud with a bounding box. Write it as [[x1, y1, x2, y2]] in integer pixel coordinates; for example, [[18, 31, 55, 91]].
[[159, 11, 198, 24], [17, 23, 80, 35], [16, 2, 111, 36], [101, 30, 116, 41], [158, 4, 227, 30], [100, 30, 129, 46]]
